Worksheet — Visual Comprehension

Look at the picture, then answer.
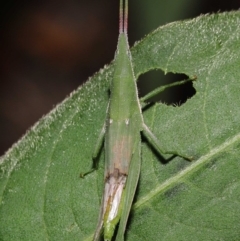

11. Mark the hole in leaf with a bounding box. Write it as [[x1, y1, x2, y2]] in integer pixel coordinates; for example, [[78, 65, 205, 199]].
[[138, 70, 196, 106]]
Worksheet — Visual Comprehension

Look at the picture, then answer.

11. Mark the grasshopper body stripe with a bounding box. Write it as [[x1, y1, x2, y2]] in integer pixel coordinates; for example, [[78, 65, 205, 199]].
[[91, 0, 193, 240], [93, 0, 143, 240]]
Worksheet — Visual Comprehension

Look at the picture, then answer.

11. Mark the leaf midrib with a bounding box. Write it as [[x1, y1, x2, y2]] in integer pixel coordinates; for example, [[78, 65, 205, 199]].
[[133, 131, 240, 210]]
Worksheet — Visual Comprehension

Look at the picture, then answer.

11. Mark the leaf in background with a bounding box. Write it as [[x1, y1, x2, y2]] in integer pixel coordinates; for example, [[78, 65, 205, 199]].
[[1, 12, 240, 241]]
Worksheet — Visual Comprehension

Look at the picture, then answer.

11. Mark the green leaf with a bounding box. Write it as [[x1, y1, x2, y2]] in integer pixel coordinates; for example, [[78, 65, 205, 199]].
[[1, 12, 240, 241]]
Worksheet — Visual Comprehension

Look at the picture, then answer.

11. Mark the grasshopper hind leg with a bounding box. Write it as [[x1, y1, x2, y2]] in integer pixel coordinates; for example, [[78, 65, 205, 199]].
[[142, 123, 193, 161]]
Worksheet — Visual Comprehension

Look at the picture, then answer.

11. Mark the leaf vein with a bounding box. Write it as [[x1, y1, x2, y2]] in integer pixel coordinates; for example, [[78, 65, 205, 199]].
[[133, 131, 240, 209]]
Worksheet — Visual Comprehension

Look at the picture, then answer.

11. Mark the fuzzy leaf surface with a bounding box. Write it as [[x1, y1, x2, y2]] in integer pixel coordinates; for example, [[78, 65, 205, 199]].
[[1, 12, 240, 241]]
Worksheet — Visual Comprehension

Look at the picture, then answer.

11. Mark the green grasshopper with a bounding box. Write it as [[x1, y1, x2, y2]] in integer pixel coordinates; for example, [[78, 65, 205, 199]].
[[82, 0, 194, 240]]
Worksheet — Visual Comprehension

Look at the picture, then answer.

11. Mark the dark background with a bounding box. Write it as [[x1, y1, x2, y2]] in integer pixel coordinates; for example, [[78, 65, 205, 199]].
[[1, 0, 239, 155]]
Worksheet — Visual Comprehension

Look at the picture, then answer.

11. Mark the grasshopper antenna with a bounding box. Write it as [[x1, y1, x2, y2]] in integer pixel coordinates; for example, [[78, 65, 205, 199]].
[[119, 0, 128, 34]]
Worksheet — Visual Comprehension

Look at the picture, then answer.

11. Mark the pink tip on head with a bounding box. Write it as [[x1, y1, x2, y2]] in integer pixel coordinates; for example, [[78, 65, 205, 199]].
[[119, 6, 123, 33], [123, 0, 128, 34], [119, 0, 128, 34]]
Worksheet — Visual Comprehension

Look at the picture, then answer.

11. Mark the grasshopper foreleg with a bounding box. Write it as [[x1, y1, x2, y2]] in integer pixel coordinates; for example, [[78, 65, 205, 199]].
[[140, 76, 197, 106]]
